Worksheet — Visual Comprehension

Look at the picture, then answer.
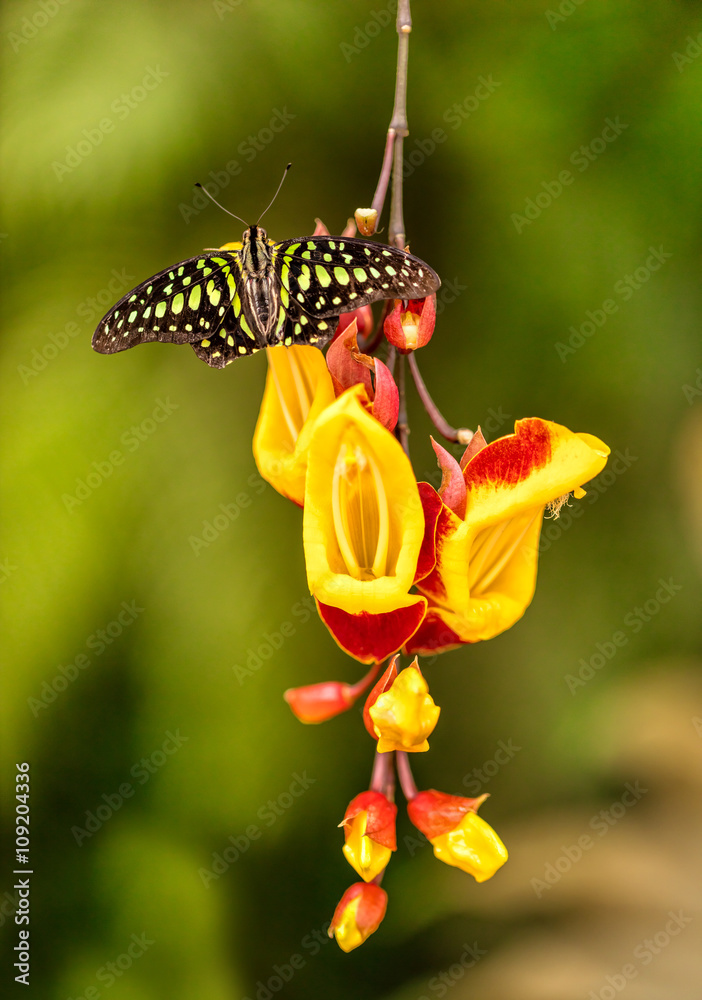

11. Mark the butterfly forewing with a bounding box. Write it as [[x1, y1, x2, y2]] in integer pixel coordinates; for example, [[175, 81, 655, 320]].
[[273, 237, 440, 321], [92, 251, 248, 355], [92, 230, 441, 368]]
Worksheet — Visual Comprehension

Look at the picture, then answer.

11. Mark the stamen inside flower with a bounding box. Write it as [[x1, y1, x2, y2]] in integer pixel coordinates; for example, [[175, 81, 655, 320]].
[[468, 509, 541, 597], [268, 348, 316, 446], [401, 314, 419, 349], [331, 432, 391, 580]]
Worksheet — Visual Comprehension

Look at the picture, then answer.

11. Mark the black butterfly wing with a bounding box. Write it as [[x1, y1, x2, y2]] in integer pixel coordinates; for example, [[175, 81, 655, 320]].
[[272, 236, 441, 322], [92, 251, 248, 356]]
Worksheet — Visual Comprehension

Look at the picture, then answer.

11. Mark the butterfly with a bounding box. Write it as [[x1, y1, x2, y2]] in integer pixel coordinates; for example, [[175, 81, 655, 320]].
[[91, 225, 441, 369]]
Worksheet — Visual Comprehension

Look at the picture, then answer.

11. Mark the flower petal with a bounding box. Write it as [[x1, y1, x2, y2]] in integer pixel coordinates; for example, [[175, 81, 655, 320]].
[[316, 597, 427, 665]]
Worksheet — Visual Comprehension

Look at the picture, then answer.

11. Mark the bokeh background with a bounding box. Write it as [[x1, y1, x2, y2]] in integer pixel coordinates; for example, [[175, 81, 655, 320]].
[[3, 1, 702, 997]]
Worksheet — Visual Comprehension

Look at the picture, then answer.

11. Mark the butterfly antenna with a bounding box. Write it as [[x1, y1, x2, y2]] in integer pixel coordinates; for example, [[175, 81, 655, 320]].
[[256, 163, 292, 225], [194, 183, 249, 226]]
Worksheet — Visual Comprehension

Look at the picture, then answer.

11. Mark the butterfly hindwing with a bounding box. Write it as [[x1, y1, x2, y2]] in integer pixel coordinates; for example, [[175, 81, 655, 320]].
[[92, 251, 246, 356], [272, 236, 440, 321]]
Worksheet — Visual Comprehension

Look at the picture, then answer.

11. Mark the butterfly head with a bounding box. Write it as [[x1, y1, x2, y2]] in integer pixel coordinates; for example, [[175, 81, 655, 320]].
[[241, 225, 273, 276]]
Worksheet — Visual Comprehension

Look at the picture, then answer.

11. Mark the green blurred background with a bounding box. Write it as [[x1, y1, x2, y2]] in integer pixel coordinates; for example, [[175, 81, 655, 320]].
[[3, 1, 702, 997]]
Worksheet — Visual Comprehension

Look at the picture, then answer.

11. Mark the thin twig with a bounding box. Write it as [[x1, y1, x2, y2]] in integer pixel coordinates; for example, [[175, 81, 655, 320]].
[[370, 129, 396, 227], [396, 751, 418, 800], [397, 354, 410, 457], [389, 0, 412, 248], [408, 352, 473, 444], [359, 299, 393, 355]]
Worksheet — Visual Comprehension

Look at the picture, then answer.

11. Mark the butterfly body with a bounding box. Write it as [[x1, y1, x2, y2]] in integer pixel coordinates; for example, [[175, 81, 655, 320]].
[[92, 226, 441, 368]]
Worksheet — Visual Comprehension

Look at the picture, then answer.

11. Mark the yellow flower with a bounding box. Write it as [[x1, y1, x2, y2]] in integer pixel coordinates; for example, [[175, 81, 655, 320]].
[[407, 789, 508, 883], [303, 385, 427, 663], [407, 418, 610, 653], [368, 661, 440, 753], [252, 345, 335, 506]]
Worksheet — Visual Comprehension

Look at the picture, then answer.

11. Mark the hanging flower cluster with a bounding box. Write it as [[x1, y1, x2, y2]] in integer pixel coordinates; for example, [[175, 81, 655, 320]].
[[252, 216, 610, 952]]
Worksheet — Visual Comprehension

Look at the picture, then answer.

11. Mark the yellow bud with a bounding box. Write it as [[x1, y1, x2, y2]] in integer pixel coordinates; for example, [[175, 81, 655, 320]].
[[342, 811, 393, 882], [354, 207, 378, 236], [369, 663, 440, 753], [431, 811, 508, 882]]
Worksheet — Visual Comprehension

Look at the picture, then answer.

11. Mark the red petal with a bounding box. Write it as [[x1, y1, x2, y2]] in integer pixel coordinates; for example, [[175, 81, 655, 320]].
[[313, 218, 330, 236], [371, 359, 399, 431], [363, 656, 398, 738], [316, 599, 427, 664], [325, 321, 373, 396], [414, 483, 443, 584], [431, 438, 466, 519], [355, 883, 387, 933], [404, 607, 466, 655], [343, 790, 397, 850], [463, 418, 552, 490], [459, 426, 487, 469], [407, 789, 487, 839]]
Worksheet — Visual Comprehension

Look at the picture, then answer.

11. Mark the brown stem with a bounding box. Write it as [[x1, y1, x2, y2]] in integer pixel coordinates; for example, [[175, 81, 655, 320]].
[[389, 0, 411, 248], [370, 129, 396, 227], [396, 751, 418, 800], [370, 749, 396, 801], [408, 352, 473, 444], [359, 299, 393, 355], [397, 354, 410, 457]]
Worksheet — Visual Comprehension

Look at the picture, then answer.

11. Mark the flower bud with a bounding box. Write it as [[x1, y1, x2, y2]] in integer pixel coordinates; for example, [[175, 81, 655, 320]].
[[341, 790, 397, 882], [408, 789, 508, 882], [284, 681, 355, 724], [368, 659, 440, 753], [329, 882, 387, 953], [383, 295, 436, 352], [354, 207, 378, 237]]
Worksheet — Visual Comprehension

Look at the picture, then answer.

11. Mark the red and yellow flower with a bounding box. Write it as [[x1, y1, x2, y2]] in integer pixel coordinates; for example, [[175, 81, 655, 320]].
[[367, 659, 440, 753], [302, 384, 428, 663], [329, 882, 388, 953], [340, 790, 397, 881], [407, 418, 610, 654], [408, 789, 508, 882]]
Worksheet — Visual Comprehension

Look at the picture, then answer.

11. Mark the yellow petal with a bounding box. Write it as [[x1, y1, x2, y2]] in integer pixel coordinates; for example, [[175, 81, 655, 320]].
[[252, 345, 336, 505], [369, 664, 440, 753], [431, 812, 508, 882], [342, 812, 392, 882]]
